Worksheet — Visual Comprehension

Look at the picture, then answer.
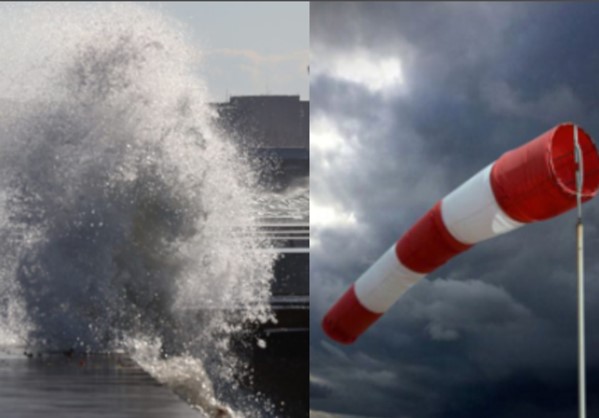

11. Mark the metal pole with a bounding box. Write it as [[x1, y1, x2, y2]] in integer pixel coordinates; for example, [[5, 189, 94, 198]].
[[578, 220, 585, 418], [574, 125, 586, 418]]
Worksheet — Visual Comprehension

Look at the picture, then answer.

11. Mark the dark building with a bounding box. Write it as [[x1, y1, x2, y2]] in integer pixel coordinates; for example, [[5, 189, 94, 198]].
[[212, 95, 309, 186], [213, 95, 309, 149]]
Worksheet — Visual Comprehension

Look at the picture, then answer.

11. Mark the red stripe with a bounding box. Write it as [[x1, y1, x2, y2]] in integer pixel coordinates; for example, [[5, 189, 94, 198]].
[[395, 201, 471, 274], [322, 284, 382, 344], [491, 123, 599, 222]]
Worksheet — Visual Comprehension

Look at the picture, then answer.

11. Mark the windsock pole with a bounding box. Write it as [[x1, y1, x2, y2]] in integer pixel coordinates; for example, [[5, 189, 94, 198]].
[[574, 126, 586, 418]]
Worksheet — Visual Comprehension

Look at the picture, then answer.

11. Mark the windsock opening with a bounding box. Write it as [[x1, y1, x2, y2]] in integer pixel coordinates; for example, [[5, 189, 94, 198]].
[[491, 123, 599, 222], [550, 124, 599, 198]]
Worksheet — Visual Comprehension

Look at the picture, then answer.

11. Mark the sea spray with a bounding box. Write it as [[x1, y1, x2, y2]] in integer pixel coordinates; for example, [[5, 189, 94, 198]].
[[0, 3, 278, 416]]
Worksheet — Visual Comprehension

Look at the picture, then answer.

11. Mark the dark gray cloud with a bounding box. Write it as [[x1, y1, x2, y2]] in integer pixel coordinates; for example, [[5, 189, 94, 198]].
[[310, 2, 599, 417]]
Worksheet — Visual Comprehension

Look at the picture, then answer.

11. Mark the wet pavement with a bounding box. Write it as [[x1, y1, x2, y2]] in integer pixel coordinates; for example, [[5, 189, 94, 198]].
[[0, 347, 203, 418]]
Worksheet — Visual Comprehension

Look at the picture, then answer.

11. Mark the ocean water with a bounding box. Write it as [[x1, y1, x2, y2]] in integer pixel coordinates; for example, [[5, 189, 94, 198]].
[[0, 3, 289, 417]]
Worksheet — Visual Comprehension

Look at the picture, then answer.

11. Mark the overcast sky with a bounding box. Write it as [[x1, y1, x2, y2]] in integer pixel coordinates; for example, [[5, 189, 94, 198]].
[[145, 2, 309, 101], [311, 3, 599, 417]]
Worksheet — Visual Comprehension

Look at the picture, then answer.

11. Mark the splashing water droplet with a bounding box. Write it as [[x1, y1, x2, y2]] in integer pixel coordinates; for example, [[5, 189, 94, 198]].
[[0, 3, 279, 416], [257, 338, 267, 349]]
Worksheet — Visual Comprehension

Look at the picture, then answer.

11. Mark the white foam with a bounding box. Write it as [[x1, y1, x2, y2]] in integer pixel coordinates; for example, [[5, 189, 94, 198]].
[[0, 4, 279, 416]]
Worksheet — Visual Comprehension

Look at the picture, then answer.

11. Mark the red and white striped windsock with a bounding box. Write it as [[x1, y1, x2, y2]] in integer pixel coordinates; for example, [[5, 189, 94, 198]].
[[323, 123, 599, 344]]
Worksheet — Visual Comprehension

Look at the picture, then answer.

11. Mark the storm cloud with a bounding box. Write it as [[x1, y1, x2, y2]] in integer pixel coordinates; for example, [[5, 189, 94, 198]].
[[310, 3, 599, 417]]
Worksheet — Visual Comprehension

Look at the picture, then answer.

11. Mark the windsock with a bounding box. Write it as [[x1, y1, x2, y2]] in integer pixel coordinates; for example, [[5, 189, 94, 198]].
[[323, 123, 599, 344]]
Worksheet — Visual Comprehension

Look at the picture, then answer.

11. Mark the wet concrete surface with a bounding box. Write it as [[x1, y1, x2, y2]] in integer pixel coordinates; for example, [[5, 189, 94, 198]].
[[0, 348, 203, 418]]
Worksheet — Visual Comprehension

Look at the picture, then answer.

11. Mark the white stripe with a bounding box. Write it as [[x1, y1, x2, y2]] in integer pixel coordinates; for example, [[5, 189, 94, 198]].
[[354, 245, 424, 313], [441, 164, 523, 245]]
